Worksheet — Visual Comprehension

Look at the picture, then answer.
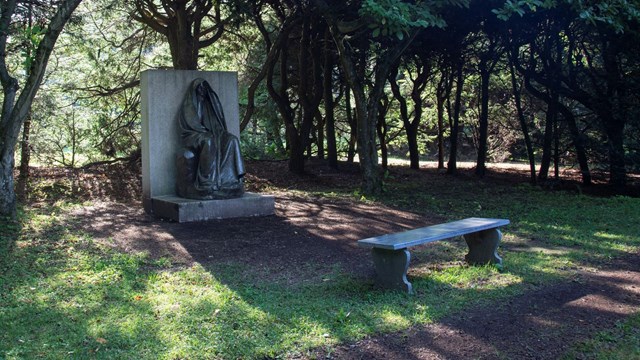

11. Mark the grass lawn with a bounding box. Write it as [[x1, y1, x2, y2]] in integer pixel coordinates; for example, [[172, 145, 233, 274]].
[[1, 166, 639, 359]]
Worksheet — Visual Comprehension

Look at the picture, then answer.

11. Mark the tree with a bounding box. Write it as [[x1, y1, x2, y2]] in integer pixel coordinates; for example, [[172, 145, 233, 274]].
[[388, 55, 432, 170], [1, 0, 83, 217], [131, 0, 237, 69], [315, 0, 469, 194], [497, 0, 640, 188]]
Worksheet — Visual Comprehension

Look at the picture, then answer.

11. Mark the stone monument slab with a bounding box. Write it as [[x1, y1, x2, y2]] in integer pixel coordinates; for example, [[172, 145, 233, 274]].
[[141, 69, 274, 221]]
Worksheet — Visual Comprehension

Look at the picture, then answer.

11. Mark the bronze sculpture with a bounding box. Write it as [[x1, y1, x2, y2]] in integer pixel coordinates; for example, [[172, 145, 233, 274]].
[[176, 78, 245, 199]]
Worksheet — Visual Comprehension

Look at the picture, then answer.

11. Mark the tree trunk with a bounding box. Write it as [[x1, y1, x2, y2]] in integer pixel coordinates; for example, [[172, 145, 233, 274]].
[[557, 103, 591, 185], [600, 37, 627, 189], [17, 114, 31, 199], [266, 35, 303, 173], [602, 114, 626, 188], [321, 1, 418, 195], [553, 113, 560, 180], [509, 60, 536, 185], [475, 62, 490, 178], [0, 147, 16, 217], [316, 113, 325, 159], [388, 69, 417, 169], [296, 15, 324, 169], [167, 32, 198, 70], [345, 87, 357, 163], [436, 73, 451, 170], [359, 112, 383, 194], [538, 91, 557, 182], [324, 41, 338, 170], [287, 124, 306, 174], [377, 115, 388, 170], [241, 17, 297, 131], [447, 61, 464, 175]]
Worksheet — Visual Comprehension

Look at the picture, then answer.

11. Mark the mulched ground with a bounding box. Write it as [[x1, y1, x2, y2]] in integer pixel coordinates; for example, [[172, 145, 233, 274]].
[[21, 159, 640, 359]]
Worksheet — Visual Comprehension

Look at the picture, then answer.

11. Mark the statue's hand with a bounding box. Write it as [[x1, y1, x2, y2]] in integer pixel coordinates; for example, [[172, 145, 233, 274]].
[[197, 134, 214, 148]]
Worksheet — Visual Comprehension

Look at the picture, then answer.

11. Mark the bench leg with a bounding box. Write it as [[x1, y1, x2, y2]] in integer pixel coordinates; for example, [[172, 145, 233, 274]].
[[371, 248, 413, 294], [464, 228, 503, 268]]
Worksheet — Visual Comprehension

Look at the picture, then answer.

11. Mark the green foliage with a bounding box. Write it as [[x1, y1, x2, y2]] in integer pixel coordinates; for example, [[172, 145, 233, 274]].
[[572, 0, 640, 33], [240, 131, 288, 161], [19, 1, 172, 167], [494, 0, 640, 33], [360, 0, 469, 39], [492, 0, 557, 20], [19, 25, 46, 71]]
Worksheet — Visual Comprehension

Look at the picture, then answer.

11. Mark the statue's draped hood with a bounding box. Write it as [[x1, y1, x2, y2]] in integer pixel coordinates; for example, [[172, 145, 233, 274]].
[[179, 78, 228, 148]]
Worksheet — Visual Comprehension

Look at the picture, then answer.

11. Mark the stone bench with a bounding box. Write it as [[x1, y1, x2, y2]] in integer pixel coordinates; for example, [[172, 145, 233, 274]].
[[358, 217, 510, 294]]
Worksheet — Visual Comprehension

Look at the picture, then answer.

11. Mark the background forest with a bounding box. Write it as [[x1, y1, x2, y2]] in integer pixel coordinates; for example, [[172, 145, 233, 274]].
[[1, 0, 639, 216]]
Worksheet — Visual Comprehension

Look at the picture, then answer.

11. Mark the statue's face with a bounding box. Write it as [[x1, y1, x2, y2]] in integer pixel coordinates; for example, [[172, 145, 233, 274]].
[[196, 84, 206, 100]]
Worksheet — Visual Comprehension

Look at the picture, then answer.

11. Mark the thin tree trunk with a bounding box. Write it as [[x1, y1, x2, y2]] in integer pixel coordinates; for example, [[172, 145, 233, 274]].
[[509, 60, 536, 185], [17, 114, 31, 199], [538, 90, 557, 182], [557, 103, 591, 185], [447, 61, 464, 175], [475, 61, 490, 178], [376, 96, 390, 170], [602, 114, 626, 188], [345, 86, 357, 163], [436, 73, 451, 170], [0, 147, 16, 217], [241, 17, 297, 131], [388, 67, 419, 169], [553, 114, 560, 180], [316, 113, 324, 159], [377, 116, 388, 170], [601, 38, 627, 189], [324, 41, 338, 170]]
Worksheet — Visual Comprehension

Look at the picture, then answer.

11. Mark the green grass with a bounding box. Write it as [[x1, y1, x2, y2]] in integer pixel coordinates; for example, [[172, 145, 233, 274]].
[[1, 173, 639, 359]]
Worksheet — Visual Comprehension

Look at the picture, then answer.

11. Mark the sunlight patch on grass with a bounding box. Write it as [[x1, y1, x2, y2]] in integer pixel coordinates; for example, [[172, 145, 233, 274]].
[[376, 309, 411, 331]]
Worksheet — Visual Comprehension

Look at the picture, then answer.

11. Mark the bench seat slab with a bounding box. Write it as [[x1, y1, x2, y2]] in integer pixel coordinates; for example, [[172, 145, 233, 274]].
[[358, 217, 510, 250], [371, 248, 413, 294]]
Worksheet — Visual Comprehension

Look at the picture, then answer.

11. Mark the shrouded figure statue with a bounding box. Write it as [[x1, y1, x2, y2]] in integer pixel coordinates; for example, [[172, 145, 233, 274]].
[[176, 78, 245, 199]]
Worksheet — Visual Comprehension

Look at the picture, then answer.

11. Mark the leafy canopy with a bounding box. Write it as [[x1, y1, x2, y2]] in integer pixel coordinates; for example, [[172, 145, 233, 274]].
[[493, 0, 640, 33], [360, 0, 470, 39]]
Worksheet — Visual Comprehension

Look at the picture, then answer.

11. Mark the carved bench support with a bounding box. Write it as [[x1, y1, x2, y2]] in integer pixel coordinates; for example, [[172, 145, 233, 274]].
[[464, 228, 503, 269], [371, 248, 413, 294]]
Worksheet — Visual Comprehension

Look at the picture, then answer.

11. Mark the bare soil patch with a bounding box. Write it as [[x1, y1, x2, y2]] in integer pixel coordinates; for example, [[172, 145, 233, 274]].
[[22, 159, 640, 359]]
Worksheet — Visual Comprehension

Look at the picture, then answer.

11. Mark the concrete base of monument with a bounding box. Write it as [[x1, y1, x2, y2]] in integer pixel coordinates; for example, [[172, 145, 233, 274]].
[[150, 192, 275, 222]]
